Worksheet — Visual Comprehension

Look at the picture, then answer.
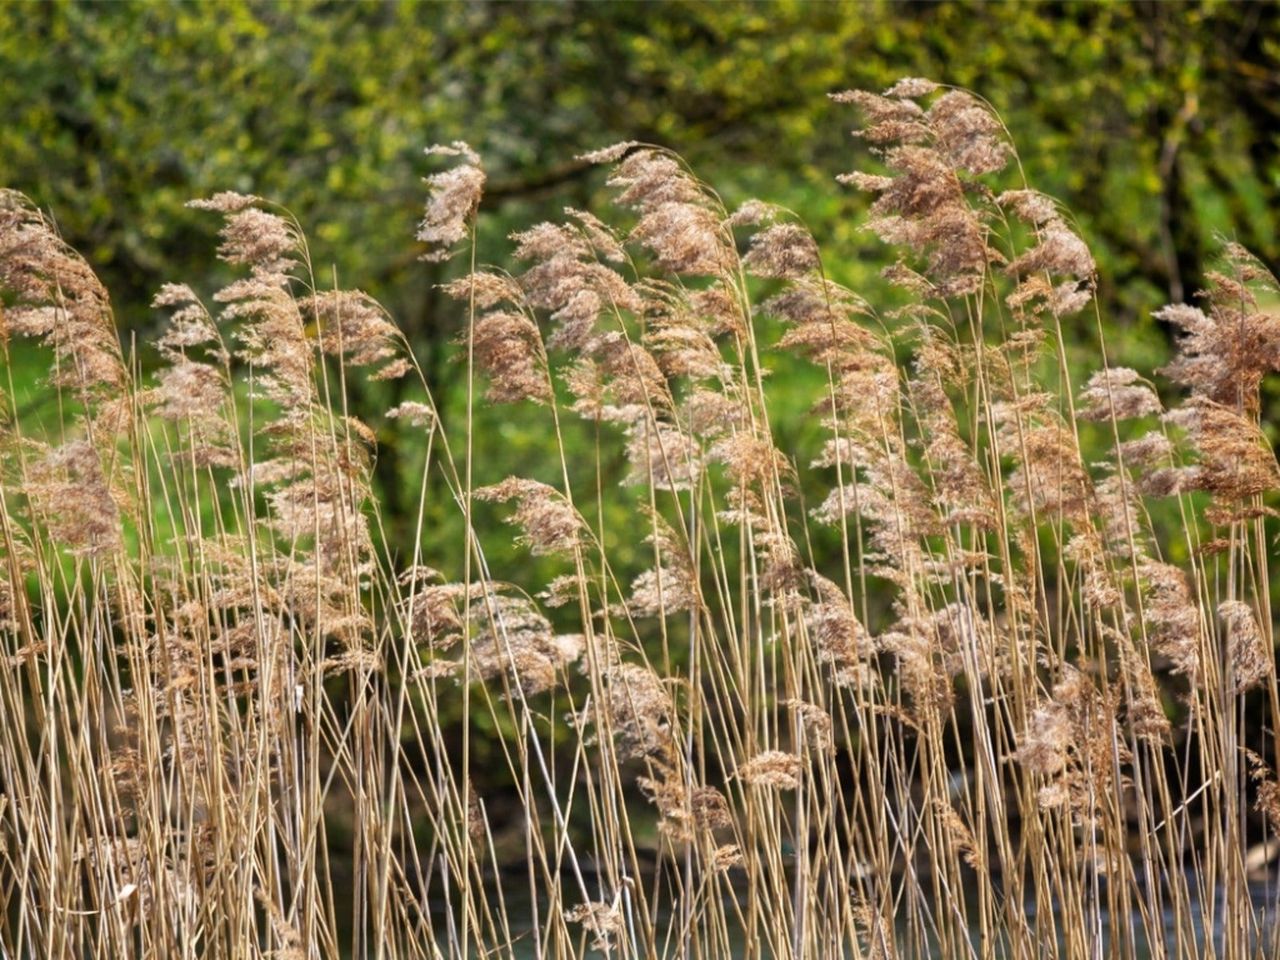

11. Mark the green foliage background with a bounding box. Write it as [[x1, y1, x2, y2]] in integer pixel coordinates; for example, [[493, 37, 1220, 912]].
[[4, 0, 1280, 858], [2, 0, 1278, 580]]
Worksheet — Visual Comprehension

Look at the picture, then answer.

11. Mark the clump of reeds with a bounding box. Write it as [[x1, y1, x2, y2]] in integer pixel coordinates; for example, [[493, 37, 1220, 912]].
[[1, 80, 1278, 960]]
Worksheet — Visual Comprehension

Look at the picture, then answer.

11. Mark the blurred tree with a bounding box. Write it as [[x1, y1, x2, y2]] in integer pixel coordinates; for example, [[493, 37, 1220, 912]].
[[2, 0, 1278, 548], [4, 1, 1277, 325]]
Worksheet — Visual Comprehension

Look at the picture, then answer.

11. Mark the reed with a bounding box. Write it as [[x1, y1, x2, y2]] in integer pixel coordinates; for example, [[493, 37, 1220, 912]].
[[0, 79, 1277, 960]]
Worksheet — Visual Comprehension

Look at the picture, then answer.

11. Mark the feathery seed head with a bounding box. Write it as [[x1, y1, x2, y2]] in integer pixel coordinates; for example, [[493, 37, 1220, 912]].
[[417, 142, 485, 262]]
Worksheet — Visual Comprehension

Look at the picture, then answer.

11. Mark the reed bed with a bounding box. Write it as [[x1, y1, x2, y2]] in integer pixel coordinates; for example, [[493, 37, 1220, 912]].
[[0, 79, 1278, 960]]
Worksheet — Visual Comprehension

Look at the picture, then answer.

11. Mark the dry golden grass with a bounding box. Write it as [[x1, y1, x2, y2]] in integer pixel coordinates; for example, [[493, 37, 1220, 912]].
[[1, 80, 1278, 959]]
